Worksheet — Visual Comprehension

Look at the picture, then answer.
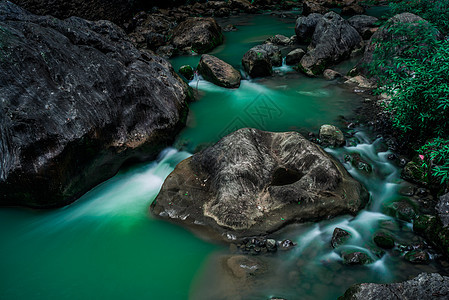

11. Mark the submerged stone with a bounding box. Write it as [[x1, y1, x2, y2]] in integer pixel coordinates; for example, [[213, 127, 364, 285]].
[[151, 128, 368, 241], [385, 200, 417, 222], [331, 228, 351, 248], [404, 250, 430, 264], [373, 231, 395, 249], [341, 250, 374, 265]]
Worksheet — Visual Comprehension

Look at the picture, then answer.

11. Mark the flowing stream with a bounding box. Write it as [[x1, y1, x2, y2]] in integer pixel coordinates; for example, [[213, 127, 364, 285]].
[[0, 11, 447, 300]]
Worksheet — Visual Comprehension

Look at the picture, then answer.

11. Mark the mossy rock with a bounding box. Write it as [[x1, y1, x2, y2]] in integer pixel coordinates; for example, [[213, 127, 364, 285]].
[[383, 199, 417, 222], [404, 250, 430, 264], [179, 65, 194, 81], [373, 231, 395, 249]]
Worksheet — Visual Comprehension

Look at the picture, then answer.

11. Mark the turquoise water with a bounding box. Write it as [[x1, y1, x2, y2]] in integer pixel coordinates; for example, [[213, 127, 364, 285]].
[[0, 149, 217, 299], [0, 11, 446, 300]]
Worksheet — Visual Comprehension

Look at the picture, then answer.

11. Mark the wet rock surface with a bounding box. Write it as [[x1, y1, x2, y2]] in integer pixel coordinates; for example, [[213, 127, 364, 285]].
[[340, 273, 449, 299], [319, 124, 345, 148], [151, 128, 368, 241], [373, 231, 395, 249], [14, 0, 145, 24], [197, 54, 241, 88], [299, 12, 362, 76], [295, 13, 323, 43], [331, 227, 351, 248], [242, 44, 282, 77], [437, 193, 449, 227], [347, 15, 379, 40], [0, 1, 191, 207], [286, 48, 306, 65], [170, 17, 223, 54], [341, 250, 374, 265]]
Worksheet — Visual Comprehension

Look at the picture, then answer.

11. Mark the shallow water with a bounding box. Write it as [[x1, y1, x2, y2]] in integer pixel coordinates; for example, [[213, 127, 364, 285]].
[[0, 10, 446, 300]]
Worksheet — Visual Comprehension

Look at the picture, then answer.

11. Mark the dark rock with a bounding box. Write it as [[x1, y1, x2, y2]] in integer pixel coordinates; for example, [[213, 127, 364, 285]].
[[331, 227, 351, 248], [179, 65, 194, 81], [266, 34, 291, 46], [223, 24, 237, 32], [319, 124, 345, 148], [0, 1, 191, 207], [286, 48, 306, 66], [340, 273, 449, 299], [170, 17, 223, 54], [323, 69, 342, 80], [151, 128, 369, 241], [215, 7, 231, 18], [242, 44, 282, 77], [345, 153, 372, 174], [402, 161, 426, 185], [128, 14, 176, 50], [341, 4, 365, 16], [228, 0, 252, 12], [14, 0, 145, 24], [399, 184, 416, 197], [385, 200, 417, 222], [303, 1, 328, 16], [413, 215, 449, 258], [156, 45, 176, 58], [373, 231, 395, 249], [357, 13, 442, 76], [299, 12, 362, 76], [437, 193, 449, 227], [404, 250, 430, 264], [279, 239, 297, 251], [348, 15, 379, 40], [234, 237, 278, 255], [341, 250, 374, 265], [295, 13, 323, 43], [197, 54, 241, 88]]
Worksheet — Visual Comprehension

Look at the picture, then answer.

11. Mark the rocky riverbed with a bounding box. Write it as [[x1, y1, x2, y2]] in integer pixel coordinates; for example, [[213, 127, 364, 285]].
[[1, 1, 448, 299]]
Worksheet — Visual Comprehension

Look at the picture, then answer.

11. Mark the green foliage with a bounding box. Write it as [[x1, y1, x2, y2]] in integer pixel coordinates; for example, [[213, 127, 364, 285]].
[[368, 17, 449, 190], [389, 0, 449, 33], [369, 21, 447, 139], [418, 138, 449, 187]]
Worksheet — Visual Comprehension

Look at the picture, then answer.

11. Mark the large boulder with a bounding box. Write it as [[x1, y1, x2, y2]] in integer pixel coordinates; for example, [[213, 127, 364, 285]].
[[170, 17, 223, 54], [0, 1, 191, 208], [150, 128, 368, 241], [347, 15, 379, 39], [356, 13, 442, 76], [295, 13, 323, 43], [13, 0, 148, 24], [242, 44, 282, 77], [299, 12, 362, 76], [340, 273, 449, 300], [197, 54, 241, 88]]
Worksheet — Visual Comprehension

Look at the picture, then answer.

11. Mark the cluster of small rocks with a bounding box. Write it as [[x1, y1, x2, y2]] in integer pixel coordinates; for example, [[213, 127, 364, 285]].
[[230, 237, 297, 255]]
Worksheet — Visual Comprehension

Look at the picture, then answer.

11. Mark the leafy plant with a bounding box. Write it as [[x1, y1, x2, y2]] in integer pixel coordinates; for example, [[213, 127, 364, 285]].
[[389, 0, 449, 33], [368, 21, 447, 139], [418, 138, 449, 187]]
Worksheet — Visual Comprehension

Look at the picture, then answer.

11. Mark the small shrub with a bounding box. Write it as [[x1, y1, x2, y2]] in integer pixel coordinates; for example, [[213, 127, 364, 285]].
[[418, 138, 449, 187], [389, 0, 449, 33]]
